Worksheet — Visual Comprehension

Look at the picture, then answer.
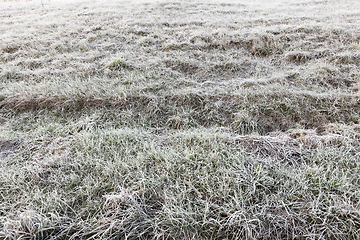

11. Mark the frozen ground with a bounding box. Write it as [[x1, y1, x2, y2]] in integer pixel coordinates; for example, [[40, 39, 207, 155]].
[[0, 0, 360, 239]]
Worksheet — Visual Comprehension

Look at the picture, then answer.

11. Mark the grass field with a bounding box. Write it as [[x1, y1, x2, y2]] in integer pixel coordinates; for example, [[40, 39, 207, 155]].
[[0, 0, 360, 239]]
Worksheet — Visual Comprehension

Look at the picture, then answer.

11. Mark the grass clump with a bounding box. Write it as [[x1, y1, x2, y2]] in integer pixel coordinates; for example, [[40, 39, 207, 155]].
[[108, 59, 134, 71]]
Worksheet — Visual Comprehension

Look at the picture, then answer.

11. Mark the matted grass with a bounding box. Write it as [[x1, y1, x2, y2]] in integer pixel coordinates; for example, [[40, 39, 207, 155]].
[[0, 0, 360, 239]]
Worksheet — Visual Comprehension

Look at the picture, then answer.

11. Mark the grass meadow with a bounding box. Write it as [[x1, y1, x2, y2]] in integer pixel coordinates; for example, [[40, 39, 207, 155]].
[[0, 0, 360, 239]]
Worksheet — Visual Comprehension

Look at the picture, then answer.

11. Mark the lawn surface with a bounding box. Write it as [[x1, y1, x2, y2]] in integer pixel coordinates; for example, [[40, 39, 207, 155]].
[[0, 0, 360, 239]]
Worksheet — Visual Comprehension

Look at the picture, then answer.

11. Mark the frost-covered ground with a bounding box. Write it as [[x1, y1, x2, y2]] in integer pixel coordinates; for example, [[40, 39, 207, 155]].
[[1, 0, 360, 239]]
